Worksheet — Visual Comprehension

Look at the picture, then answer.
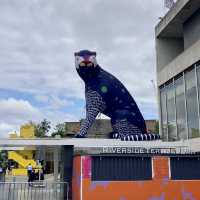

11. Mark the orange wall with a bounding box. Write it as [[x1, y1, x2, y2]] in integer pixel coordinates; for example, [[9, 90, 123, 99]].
[[73, 155, 200, 200], [152, 156, 169, 179]]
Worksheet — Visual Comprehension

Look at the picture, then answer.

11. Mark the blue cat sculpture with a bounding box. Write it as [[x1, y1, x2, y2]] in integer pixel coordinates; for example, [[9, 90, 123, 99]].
[[74, 50, 160, 141]]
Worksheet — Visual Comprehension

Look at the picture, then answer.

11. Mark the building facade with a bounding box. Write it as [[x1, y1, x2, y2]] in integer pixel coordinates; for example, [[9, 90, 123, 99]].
[[65, 119, 157, 138], [156, 0, 200, 141], [73, 153, 200, 200]]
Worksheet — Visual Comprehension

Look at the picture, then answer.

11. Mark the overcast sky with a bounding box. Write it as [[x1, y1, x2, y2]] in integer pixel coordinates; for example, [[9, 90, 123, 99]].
[[0, 0, 165, 137]]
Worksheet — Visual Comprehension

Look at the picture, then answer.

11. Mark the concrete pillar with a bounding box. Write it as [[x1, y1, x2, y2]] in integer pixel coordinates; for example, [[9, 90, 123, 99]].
[[60, 145, 74, 200], [53, 146, 59, 182]]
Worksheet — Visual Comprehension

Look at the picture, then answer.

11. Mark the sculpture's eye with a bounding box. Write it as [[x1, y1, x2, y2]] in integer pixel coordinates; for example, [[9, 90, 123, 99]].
[[80, 62, 86, 67]]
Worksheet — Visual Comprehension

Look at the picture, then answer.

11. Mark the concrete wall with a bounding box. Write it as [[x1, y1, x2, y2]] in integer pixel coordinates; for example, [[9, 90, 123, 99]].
[[155, 0, 189, 38], [65, 120, 112, 138], [87, 119, 112, 138], [145, 120, 157, 133], [157, 39, 200, 86], [65, 122, 81, 136], [156, 37, 184, 73], [184, 9, 200, 49]]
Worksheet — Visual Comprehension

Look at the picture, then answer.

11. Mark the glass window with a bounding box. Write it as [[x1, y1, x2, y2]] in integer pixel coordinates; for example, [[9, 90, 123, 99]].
[[166, 82, 177, 141], [160, 87, 167, 141], [175, 76, 187, 140], [196, 64, 200, 124], [185, 68, 199, 138]]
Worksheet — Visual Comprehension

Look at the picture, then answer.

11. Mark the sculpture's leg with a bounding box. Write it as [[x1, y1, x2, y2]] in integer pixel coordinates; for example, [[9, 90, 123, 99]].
[[107, 120, 120, 139], [76, 90, 106, 138], [111, 118, 160, 141]]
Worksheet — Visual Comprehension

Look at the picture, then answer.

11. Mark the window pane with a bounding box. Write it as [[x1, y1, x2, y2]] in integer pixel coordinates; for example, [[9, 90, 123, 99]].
[[160, 88, 167, 141], [166, 83, 177, 141], [92, 156, 152, 181], [196, 65, 200, 128], [185, 68, 199, 138], [175, 76, 187, 140], [171, 157, 200, 180]]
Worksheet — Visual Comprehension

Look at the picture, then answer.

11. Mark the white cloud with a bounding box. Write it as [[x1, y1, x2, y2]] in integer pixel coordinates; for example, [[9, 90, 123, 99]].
[[34, 94, 49, 103], [0, 0, 162, 100], [48, 95, 74, 109], [0, 123, 18, 138], [0, 98, 41, 121], [0, 98, 79, 137], [34, 94, 75, 109], [0, 0, 163, 137], [0, 98, 42, 137]]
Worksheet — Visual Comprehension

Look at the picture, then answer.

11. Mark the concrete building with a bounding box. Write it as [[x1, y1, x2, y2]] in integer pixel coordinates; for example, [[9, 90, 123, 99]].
[[65, 119, 158, 138], [65, 120, 112, 138], [2, 137, 200, 200], [155, 0, 200, 141]]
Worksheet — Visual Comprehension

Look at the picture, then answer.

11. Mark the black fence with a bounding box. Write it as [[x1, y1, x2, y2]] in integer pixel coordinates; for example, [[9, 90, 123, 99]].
[[92, 156, 152, 181], [170, 156, 200, 180], [0, 181, 68, 200]]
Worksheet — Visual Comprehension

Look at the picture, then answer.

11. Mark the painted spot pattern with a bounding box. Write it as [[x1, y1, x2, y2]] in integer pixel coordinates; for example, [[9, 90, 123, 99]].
[[79, 90, 106, 136], [75, 50, 160, 140]]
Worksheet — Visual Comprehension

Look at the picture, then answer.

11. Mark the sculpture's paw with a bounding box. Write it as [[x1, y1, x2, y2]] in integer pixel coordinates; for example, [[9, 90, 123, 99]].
[[120, 133, 161, 141], [74, 133, 86, 138], [108, 132, 120, 139]]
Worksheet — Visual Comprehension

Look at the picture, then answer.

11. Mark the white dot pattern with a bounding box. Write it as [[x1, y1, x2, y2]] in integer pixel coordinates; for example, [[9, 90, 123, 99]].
[[79, 90, 106, 136], [111, 119, 160, 141]]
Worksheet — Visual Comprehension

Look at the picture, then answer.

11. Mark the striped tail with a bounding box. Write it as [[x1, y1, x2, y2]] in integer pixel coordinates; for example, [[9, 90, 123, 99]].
[[111, 133, 161, 141]]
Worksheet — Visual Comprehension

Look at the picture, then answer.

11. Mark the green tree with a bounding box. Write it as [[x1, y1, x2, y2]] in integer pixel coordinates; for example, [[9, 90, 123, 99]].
[[0, 151, 8, 170], [51, 123, 66, 138], [0, 151, 7, 162], [35, 119, 51, 137]]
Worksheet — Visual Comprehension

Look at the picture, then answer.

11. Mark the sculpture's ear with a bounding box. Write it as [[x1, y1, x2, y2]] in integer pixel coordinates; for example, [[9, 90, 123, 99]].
[[92, 52, 97, 56], [74, 52, 78, 56]]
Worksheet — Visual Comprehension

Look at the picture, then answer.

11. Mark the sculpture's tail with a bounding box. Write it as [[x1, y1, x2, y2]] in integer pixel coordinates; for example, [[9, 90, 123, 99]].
[[111, 132, 161, 141]]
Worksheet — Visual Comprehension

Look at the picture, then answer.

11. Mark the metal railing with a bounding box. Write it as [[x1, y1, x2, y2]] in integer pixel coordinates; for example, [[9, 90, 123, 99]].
[[0, 182, 68, 200]]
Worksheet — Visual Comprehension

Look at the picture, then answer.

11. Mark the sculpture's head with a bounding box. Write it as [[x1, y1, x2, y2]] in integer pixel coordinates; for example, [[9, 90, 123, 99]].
[[74, 50, 99, 81], [74, 50, 97, 69]]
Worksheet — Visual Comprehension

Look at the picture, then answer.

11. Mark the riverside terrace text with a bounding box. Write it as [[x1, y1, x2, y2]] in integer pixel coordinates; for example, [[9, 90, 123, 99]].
[[102, 147, 194, 154]]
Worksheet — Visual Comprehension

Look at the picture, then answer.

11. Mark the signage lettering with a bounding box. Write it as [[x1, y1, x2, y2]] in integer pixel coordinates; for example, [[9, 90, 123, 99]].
[[102, 147, 193, 154]]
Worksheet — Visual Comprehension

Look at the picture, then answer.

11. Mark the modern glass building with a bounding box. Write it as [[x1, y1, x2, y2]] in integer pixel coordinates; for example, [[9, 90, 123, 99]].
[[160, 62, 200, 141], [155, 0, 200, 141]]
